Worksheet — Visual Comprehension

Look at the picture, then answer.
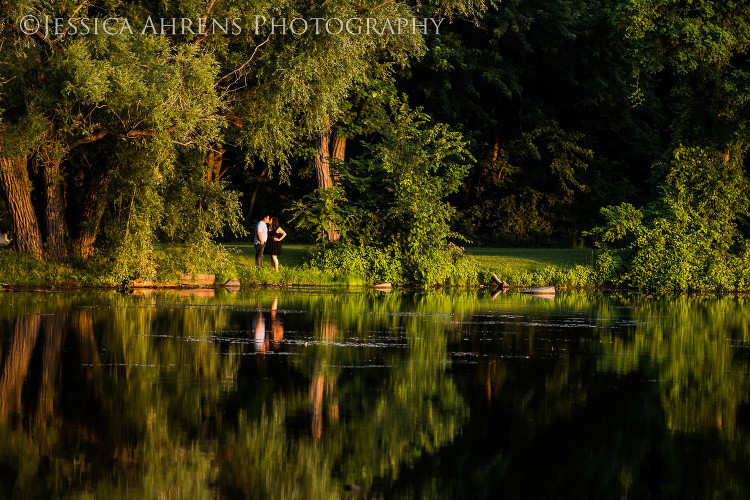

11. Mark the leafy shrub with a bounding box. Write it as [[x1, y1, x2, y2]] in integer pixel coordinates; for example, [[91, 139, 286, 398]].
[[309, 244, 403, 284], [98, 143, 246, 283], [289, 98, 477, 285], [594, 251, 626, 286], [590, 146, 750, 291], [308, 241, 479, 286]]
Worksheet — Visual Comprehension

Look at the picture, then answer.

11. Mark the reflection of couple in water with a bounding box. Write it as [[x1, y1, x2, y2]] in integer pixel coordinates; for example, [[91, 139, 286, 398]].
[[252, 298, 284, 353]]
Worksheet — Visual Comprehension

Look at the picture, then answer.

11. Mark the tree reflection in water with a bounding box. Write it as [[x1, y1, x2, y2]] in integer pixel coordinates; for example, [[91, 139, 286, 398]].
[[0, 291, 748, 497]]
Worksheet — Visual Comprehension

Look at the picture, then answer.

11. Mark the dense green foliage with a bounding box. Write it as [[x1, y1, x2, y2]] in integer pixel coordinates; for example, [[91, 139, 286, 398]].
[[291, 100, 479, 285], [593, 147, 750, 290], [0, 0, 485, 284], [590, 1, 750, 291], [1, 0, 749, 289], [1, 1, 244, 276], [399, 0, 661, 246]]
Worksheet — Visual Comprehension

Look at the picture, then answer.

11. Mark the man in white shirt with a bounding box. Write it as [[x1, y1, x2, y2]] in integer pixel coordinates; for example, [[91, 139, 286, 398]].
[[254, 215, 271, 266]]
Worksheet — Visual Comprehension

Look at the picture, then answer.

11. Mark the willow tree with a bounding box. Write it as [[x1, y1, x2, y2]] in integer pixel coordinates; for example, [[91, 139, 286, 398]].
[[2, 0, 488, 265], [1, 1, 231, 266], [199, 0, 488, 242]]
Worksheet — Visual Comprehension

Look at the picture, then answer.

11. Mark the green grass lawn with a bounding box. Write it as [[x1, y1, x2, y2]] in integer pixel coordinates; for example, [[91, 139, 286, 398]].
[[222, 244, 596, 274], [223, 244, 596, 270], [224, 243, 313, 268], [464, 247, 596, 273]]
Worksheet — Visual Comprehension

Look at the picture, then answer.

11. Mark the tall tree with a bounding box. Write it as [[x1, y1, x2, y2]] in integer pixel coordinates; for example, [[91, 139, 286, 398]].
[[592, 0, 750, 290], [1, 2, 227, 266], [399, 0, 662, 245]]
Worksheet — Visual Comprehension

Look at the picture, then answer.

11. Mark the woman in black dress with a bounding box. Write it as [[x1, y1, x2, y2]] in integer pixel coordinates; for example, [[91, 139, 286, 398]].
[[264, 217, 287, 271]]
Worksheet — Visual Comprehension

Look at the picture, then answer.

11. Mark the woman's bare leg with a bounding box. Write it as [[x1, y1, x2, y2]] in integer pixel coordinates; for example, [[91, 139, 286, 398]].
[[272, 255, 279, 271]]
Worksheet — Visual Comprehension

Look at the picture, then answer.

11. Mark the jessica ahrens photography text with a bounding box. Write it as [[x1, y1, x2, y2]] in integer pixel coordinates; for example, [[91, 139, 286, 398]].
[[19, 15, 446, 38]]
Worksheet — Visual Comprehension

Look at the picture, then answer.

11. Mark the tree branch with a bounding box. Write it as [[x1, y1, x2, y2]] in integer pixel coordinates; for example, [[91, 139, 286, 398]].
[[67, 123, 222, 149], [217, 33, 272, 86], [67, 129, 110, 149], [191, 0, 220, 45]]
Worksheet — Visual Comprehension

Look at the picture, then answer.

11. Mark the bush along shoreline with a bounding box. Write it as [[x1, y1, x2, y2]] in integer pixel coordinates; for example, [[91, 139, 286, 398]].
[[3, 243, 749, 293]]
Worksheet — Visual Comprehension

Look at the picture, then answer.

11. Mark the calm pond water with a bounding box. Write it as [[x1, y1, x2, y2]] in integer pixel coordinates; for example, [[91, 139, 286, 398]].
[[0, 288, 749, 498]]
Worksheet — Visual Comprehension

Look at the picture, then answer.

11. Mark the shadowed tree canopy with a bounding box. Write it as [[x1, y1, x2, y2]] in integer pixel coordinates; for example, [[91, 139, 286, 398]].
[[397, 0, 663, 246], [591, 0, 750, 290]]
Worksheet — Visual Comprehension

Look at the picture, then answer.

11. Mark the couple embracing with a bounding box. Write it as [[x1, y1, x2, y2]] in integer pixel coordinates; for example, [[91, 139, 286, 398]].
[[254, 215, 287, 271]]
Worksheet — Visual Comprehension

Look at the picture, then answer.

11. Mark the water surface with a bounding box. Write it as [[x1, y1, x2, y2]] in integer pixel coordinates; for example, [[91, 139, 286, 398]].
[[1, 289, 749, 498]]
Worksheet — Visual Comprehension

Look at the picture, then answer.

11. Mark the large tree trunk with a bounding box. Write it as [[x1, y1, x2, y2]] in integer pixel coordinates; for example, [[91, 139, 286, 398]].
[[330, 132, 346, 183], [0, 156, 44, 258], [43, 156, 69, 259], [314, 125, 333, 190], [315, 127, 346, 186], [72, 174, 109, 260], [314, 118, 346, 242], [205, 148, 225, 183]]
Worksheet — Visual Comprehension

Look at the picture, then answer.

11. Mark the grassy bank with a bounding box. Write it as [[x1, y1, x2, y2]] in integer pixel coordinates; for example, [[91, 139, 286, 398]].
[[466, 247, 595, 270], [224, 243, 352, 286], [0, 245, 598, 289], [0, 247, 105, 287], [467, 247, 598, 288], [0, 244, 365, 288]]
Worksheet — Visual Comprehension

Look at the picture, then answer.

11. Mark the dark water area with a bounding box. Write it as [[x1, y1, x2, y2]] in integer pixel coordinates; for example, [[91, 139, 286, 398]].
[[1, 288, 749, 498]]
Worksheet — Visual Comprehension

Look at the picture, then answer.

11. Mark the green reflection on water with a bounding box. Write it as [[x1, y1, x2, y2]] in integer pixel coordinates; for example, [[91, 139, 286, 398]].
[[0, 290, 748, 498]]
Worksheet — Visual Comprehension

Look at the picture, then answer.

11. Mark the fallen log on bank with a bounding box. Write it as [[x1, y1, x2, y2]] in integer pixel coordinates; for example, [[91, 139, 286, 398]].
[[491, 273, 509, 289]]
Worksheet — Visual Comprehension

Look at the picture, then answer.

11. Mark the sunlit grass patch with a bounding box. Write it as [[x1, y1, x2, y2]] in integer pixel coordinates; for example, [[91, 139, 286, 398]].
[[0, 247, 105, 287], [465, 247, 596, 271], [466, 247, 598, 288], [224, 243, 313, 269]]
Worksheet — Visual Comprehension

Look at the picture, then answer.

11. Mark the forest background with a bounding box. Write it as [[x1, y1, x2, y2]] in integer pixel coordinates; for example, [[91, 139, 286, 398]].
[[1, 0, 749, 290]]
